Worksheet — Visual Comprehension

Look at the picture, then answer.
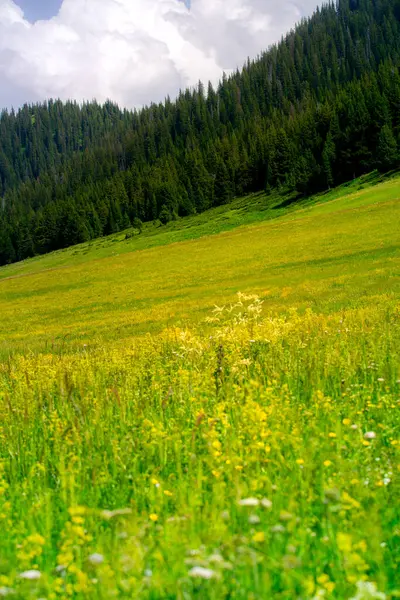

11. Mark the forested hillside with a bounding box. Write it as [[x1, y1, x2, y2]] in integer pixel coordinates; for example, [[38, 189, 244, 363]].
[[1, 0, 400, 265]]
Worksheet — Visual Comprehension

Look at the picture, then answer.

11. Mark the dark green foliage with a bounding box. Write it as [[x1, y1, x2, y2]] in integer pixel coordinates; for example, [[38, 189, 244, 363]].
[[2, 0, 400, 265], [323, 132, 336, 188], [159, 205, 172, 226], [377, 124, 399, 171], [132, 218, 143, 234]]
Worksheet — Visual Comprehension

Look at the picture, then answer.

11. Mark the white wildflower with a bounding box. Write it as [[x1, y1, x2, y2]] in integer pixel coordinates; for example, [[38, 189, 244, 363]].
[[312, 590, 326, 599], [271, 524, 286, 533], [364, 432, 376, 440], [19, 570, 41, 580], [248, 514, 260, 524], [349, 581, 386, 600], [261, 498, 273, 509], [101, 508, 132, 520], [238, 498, 259, 507], [55, 565, 67, 574], [167, 515, 188, 523], [144, 569, 153, 577], [208, 553, 224, 563], [88, 553, 104, 565], [0, 588, 15, 597], [189, 566, 216, 579]]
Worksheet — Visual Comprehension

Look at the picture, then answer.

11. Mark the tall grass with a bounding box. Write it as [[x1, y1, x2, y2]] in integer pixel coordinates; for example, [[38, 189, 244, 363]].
[[0, 294, 398, 599]]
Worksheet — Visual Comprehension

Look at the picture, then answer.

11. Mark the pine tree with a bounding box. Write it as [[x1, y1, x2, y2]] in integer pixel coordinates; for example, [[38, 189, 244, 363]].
[[377, 124, 398, 171], [322, 132, 336, 188]]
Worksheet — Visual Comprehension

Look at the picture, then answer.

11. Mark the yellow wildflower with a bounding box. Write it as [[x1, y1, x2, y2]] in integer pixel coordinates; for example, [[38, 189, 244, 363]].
[[149, 514, 158, 522]]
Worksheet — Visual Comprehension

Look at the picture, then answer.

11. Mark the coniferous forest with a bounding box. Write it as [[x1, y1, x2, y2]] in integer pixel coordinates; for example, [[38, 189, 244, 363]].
[[1, 0, 400, 265]]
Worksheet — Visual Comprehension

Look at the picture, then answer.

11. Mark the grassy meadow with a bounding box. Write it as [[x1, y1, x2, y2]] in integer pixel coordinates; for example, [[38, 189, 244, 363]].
[[0, 173, 399, 599]]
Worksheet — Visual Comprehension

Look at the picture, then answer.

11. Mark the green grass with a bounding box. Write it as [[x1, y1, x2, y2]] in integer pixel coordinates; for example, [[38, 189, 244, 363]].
[[0, 170, 394, 281], [0, 173, 398, 599], [0, 170, 399, 355]]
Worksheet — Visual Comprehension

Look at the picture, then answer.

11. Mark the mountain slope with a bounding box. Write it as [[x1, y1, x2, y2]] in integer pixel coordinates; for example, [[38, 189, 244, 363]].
[[0, 172, 399, 352], [1, 0, 400, 265]]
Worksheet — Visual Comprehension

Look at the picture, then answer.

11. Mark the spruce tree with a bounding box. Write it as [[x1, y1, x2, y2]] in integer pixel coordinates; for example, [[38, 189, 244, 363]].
[[377, 124, 398, 171]]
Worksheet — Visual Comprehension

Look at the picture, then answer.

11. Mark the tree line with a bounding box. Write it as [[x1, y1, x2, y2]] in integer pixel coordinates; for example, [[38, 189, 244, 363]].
[[1, 0, 400, 265]]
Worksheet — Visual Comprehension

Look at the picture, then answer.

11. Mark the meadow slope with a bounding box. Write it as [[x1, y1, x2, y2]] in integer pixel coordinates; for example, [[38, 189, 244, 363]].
[[0, 173, 399, 353], [0, 175, 398, 599]]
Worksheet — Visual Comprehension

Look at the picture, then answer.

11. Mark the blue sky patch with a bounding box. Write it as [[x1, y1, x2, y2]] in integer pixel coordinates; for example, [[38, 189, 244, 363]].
[[14, 0, 62, 22]]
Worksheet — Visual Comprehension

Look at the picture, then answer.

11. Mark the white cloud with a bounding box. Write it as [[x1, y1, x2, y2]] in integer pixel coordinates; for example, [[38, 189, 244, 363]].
[[0, 0, 318, 110]]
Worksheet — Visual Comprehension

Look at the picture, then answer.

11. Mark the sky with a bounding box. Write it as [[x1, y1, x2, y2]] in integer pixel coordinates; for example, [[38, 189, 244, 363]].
[[0, 0, 318, 111], [14, 0, 62, 22]]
